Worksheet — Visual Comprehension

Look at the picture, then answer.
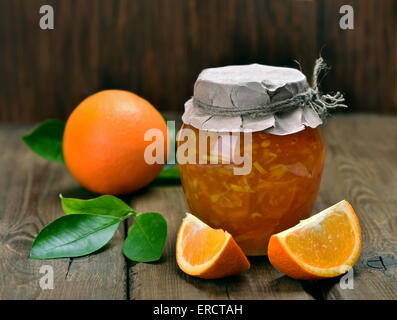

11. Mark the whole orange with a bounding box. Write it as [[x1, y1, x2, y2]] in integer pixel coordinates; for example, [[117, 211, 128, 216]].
[[63, 90, 167, 195]]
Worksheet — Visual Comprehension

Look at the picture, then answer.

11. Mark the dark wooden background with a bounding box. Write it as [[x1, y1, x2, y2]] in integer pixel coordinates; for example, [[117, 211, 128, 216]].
[[0, 0, 395, 123]]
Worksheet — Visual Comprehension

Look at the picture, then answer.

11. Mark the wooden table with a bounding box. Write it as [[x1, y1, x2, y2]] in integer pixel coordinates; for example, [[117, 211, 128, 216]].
[[0, 114, 396, 300]]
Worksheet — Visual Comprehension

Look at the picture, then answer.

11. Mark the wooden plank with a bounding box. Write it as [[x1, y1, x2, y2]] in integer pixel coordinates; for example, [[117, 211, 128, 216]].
[[0, 0, 396, 122], [319, 0, 397, 114], [2, 0, 395, 121], [1, 114, 396, 300], [313, 114, 397, 299], [0, 125, 127, 299], [0, 0, 318, 122]]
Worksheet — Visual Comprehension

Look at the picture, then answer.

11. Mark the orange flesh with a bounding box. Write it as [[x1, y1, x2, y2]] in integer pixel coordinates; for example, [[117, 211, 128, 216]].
[[284, 210, 356, 268], [178, 124, 325, 255], [181, 222, 227, 265]]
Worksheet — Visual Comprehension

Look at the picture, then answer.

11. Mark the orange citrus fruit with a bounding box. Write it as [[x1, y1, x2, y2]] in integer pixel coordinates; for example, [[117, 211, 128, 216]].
[[268, 200, 361, 280], [176, 213, 250, 279], [63, 90, 167, 195]]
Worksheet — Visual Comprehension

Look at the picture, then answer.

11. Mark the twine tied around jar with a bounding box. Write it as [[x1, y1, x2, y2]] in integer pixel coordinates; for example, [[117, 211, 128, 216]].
[[193, 57, 347, 120]]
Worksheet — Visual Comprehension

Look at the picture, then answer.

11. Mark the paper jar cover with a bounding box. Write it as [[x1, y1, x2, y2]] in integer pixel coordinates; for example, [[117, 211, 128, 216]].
[[182, 63, 323, 135]]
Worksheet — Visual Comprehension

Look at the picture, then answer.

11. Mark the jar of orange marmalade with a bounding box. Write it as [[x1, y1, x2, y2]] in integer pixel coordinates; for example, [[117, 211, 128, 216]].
[[178, 61, 345, 255]]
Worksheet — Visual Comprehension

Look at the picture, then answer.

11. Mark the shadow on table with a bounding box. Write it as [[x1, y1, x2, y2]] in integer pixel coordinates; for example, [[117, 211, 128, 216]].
[[59, 170, 181, 205], [252, 256, 341, 299], [177, 268, 247, 298], [300, 277, 341, 300], [175, 256, 311, 299], [60, 186, 99, 199], [148, 178, 181, 187]]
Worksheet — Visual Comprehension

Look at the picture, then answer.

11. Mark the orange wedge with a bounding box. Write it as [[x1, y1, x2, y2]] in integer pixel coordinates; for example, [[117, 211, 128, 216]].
[[176, 213, 250, 279], [268, 200, 361, 280]]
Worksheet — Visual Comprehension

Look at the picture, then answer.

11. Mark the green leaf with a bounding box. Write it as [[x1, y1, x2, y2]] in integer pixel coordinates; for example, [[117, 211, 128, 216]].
[[22, 119, 65, 163], [157, 165, 180, 180], [60, 194, 135, 218], [123, 212, 167, 262], [30, 214, 121, 259]]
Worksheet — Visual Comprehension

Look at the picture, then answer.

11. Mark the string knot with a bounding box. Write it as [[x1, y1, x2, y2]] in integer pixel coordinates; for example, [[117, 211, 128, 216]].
[[308, 56, 347, 119]]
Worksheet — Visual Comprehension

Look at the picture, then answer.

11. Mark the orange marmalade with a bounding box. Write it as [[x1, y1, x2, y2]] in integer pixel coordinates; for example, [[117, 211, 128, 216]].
[[178, 124, 325, 255]]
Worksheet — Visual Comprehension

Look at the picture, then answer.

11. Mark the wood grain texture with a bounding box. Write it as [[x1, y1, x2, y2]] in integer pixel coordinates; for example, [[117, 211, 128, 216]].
[[0, 0, 395, 123], [0, 126, 127, 299], [319, 0, 397, 115], [0, 114, 396, 299], [313, 114, 397, 299]]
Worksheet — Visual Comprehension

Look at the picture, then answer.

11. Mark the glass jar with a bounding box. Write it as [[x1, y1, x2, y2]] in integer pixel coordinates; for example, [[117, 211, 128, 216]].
[[178, 124, 325, 256]]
